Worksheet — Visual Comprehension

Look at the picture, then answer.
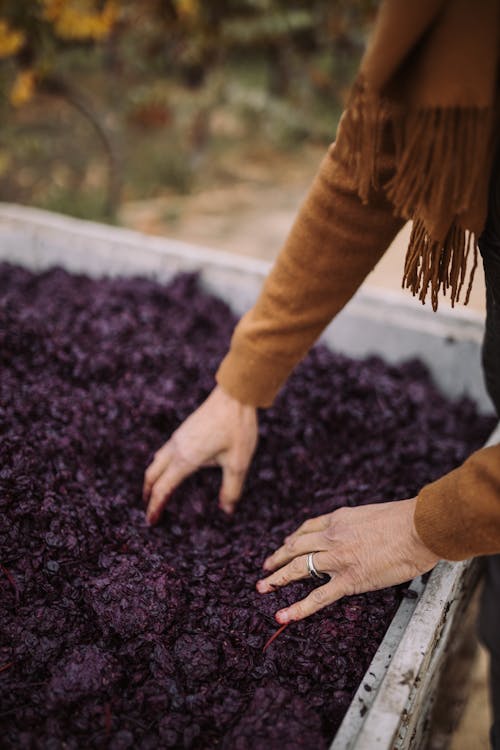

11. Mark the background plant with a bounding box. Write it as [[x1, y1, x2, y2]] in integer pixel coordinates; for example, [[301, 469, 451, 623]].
[[0, 0, 377, 221]]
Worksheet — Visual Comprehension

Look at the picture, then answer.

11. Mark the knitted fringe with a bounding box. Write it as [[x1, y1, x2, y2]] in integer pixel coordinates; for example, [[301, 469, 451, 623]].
[[336, 77, 491, 308], [403, 219, 478, 312]]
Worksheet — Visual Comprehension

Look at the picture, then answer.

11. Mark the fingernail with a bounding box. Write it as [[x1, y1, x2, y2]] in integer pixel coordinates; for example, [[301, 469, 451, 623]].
[[219, 504, 234, 515], [276, 610, 290, 624], [256, 580, 266, 593], [262, 559, 271, 571]]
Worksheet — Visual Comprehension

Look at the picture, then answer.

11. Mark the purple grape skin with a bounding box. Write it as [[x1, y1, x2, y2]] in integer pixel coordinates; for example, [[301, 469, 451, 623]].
[[0, 262, 494, 749]]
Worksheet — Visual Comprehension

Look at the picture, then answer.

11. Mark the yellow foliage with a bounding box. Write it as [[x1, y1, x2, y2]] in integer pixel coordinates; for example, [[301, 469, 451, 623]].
[[176, 0, 200, 23], [0, 20, 25, 59], [0, 150, 11, 177], [41, 0, 66, 22], [10, 69, 35, 107], [40, 0, 118, 41]]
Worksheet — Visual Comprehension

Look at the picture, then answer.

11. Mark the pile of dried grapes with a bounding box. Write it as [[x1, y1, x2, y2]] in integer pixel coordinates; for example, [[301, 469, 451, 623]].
[[0, 262, 494, 749]]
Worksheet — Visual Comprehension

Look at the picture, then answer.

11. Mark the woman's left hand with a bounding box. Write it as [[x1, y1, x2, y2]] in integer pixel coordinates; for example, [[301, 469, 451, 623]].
[[256, 498, 440, 624]]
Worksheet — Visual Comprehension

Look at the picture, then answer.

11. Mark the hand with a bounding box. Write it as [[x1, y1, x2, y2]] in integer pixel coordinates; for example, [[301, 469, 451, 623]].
[[143, 385, 258, 524], [256, 498, 440, 624]]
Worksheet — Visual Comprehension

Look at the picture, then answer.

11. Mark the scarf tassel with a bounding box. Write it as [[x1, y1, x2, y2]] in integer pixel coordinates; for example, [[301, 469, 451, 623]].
[[336, 78, 492, 308], [403, 219, 477, 312]]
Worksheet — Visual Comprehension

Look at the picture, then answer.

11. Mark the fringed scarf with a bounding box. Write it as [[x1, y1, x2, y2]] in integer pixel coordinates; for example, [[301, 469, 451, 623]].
[[336, 0, 500, 309]]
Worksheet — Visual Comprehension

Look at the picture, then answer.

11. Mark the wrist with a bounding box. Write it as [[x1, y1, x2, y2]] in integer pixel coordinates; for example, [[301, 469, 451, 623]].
[[407, 497, 441, 568], [214, 384, 256, 413]]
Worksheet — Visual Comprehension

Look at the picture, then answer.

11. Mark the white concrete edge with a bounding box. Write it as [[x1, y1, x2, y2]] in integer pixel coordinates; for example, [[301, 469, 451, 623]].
[[0, 203, 485, 344], [352, 558, 477, 750], [0, 202, 272, 279], [332, 416, 499, 750], [330, 578, 426, 750], [485, 421, 500, 447], [344, 289, 485, 343], [330, 564, 464, 750]]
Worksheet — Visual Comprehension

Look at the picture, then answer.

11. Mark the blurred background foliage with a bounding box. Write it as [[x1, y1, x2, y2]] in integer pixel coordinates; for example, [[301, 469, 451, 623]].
[[0, 0, 377, 222]]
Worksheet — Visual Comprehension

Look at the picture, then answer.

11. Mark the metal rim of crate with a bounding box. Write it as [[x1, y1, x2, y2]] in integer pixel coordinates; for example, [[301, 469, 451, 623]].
[[0, 203, 495, 750]]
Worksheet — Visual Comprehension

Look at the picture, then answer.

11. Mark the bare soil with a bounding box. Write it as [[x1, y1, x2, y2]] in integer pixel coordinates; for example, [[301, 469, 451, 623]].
[[119, 144, 486, 313]]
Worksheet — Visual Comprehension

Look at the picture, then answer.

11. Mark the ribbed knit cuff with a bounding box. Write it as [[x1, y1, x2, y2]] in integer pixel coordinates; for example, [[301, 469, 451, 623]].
[[215, 341, 294, 408]]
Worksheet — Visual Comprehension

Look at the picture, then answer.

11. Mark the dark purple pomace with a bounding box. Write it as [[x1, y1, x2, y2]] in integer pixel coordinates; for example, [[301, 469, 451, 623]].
[[0, 262, 495, 749], [47, 645, 120, 706], [222, 684, 326, 750]]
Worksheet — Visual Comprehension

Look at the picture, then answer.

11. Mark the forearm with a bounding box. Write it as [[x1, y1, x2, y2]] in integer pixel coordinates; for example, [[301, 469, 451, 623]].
[[216, 141, 404, 407], [415, 443, 500, 559]]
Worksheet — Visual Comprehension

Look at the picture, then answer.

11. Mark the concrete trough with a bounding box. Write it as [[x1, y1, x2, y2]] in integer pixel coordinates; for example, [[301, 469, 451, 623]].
[[0, 203, 496, 749]]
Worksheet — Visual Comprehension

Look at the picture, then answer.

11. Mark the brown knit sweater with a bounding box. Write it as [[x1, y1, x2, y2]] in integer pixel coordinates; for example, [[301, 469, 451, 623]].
[[215, 132, 500, 562]]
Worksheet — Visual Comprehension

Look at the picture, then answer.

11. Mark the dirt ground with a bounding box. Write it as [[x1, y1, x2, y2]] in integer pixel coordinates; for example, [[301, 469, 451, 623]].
[[119, 143, 490, 748], [119, 141, 487, 313], [449, 646, 491, 750]]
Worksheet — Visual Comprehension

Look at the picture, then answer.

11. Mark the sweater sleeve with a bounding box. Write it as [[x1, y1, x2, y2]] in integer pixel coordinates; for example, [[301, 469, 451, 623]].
[[215, 137, 405, 407], [414, 443, 500, 559]]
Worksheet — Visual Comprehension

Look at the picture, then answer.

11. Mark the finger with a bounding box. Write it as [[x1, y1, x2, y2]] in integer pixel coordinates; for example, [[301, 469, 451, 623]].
[[256, 553, 310, 593], [262, 531, 327, 572], [284, 514, 331, 544], [219, 463, 247, 514], [257, 550, 332, 594], [201, 458, 218, 468], [275, 575, 346, 624], [145, 459, 193, 525], [142, 442, 173, 502]]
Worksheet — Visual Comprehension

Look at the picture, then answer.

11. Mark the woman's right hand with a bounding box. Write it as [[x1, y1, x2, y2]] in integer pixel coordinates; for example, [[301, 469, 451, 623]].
[[142, 385, 258, 524]]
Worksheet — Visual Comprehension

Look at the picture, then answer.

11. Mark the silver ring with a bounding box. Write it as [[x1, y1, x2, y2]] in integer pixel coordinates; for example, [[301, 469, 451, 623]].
[[306, 552, 328, 580]]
